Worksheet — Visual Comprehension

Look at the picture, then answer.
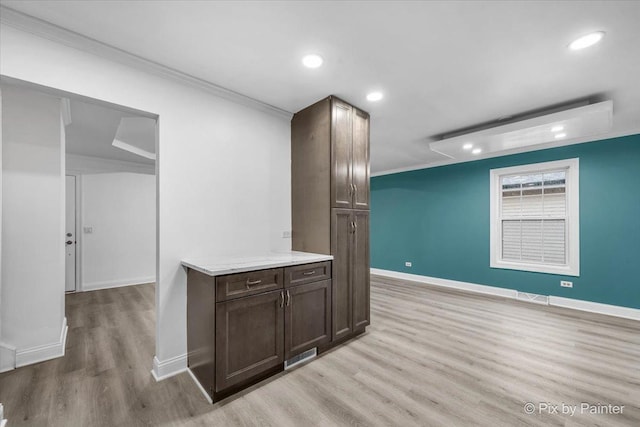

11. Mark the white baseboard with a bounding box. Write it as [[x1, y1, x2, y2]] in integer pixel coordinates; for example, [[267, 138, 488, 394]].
[[549, 296, 640, 321], [371, 268, 640, 321], [0, 342, 16, 373], [82, 276, 155, 292], [371, 268, 518, 299], [151, 353, 187, 381], [15, 317, 68, 368], [187, 368, 213, 404]]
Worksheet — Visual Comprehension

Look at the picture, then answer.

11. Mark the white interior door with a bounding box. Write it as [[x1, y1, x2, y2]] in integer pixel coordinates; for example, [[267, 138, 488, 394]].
[[65, 175, 76, 292]]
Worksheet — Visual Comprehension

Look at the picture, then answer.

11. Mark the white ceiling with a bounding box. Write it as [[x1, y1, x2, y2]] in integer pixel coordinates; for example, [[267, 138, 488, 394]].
[[66, 98, 155, 165], [3, 1, 639, 173]]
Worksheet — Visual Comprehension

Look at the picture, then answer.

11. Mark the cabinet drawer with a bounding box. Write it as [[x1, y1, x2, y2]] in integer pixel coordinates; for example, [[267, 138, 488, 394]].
[[216, 268, 284, 302], [284, 261, 331, 288]]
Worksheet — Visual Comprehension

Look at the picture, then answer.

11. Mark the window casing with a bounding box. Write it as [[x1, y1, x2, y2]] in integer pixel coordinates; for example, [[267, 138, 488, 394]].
[[490, 159, 579, 276]]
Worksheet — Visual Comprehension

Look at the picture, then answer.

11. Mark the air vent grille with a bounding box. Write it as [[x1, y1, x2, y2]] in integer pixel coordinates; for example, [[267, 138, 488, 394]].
[[517, 292, 549, 305], [284, 348, 317, 370]]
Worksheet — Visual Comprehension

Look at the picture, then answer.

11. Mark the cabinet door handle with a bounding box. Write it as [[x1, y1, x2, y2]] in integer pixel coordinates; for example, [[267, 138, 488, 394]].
[[280, 291, 284, 308], [286, 290, 291, 306], [302, 270, 316, 276], [246, 279, 262, 289], [353, 184, 357, 196], [354, 221, 357, 231]]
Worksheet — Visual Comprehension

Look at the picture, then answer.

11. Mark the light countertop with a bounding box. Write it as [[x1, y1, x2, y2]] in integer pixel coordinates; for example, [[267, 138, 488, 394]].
[[182, 251, 333, 276]]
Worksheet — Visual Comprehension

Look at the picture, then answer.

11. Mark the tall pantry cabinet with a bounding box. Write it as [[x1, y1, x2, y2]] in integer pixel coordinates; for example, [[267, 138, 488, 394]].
[[291, 96, 370, 343]]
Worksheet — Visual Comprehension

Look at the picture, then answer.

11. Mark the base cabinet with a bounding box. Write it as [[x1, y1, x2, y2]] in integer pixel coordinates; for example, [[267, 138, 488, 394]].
[[187, 260, 332, 401], [285, 279, 331, 360], [215, 289, 284, 392]]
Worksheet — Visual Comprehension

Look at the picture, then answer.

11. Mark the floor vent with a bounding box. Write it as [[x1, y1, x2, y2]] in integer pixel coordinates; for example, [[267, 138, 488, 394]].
[[517, 292, 549, 305], [284, 348, 317, 370]]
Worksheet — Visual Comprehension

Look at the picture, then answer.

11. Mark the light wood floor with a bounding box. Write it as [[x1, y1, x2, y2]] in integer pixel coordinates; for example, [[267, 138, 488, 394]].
[[1, 277, 638, 426]]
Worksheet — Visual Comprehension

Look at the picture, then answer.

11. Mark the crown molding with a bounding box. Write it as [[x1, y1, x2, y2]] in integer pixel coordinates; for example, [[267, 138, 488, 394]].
[[0, 6, 293, 121]]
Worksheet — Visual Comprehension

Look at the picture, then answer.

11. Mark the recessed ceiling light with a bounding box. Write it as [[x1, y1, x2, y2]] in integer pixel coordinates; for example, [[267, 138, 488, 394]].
[[302, 54, 323, 68], [569, 31, 605, 50], [366, 92, 383, 102], [462, 143, 473, 150], [555, 132, 567, 139], [472, 148, 482, 155], [551, 125, 564, 132]]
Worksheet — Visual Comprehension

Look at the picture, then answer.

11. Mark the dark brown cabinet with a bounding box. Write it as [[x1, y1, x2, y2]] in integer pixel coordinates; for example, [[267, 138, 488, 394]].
[[284, 279, 331, 360], [292, 95, 371, 347], [187, 260, 332, 401], [332, 209, 370, 340], [331, 98, 370, 210], [215, 289, 284, 392]]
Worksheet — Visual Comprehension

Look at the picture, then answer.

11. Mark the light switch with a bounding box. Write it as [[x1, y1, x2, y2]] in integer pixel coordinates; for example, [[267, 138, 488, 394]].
[[84, 227, 93, 234]]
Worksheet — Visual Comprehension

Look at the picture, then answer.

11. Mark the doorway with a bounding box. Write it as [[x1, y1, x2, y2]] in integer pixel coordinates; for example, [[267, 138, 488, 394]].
[[0, 78, 159, 373]]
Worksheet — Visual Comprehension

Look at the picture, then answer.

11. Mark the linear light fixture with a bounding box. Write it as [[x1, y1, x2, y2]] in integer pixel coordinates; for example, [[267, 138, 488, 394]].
[[429, 100, 612, 160]]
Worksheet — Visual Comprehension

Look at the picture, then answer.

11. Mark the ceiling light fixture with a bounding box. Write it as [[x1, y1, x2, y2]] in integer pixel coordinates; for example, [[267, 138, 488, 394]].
[[569, 31, 605, 50], [302, 54, 323, 68], [462, 143, 473, 150], [366, 92, 383, 102], [551, 125, 564, 132], [429, 100, 612, 160], [472, 148, 482, 155]]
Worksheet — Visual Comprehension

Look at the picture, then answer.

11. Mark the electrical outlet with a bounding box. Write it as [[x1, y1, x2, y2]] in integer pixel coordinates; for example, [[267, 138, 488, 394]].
[[560, 280, 573, 288], [405, 261, 412, 267], [282, 231, 291, 238], [83, 226, 93, 234]]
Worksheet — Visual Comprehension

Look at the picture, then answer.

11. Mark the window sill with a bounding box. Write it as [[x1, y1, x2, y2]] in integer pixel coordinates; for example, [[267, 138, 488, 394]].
[[490, 260, 579, 277]]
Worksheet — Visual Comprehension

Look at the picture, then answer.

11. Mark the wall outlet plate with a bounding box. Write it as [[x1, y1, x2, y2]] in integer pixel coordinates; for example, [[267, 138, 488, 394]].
[[560, 280, 573, 288], [282, 231, 291, 238], [405, 261, 412, 267]]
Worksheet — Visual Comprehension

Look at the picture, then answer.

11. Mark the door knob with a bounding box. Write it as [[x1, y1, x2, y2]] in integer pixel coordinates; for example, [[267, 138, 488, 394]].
[[66, 240, 73, 245]]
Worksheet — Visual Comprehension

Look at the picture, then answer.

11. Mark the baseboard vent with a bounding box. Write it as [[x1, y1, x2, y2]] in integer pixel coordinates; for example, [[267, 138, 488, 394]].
[[284, 348, 317, 370], [517, 292, 549, 305]]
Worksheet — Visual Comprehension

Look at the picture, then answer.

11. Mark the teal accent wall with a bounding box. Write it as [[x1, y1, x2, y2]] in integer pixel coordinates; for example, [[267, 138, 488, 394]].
[[371, 134, 640, 309]]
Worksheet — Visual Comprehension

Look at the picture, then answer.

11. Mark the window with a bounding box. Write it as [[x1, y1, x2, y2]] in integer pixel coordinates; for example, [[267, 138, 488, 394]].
[[490, 159, 579, 276]]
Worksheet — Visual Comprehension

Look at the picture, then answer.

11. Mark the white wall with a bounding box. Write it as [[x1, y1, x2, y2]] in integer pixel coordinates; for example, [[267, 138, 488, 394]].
[[80, 172, 155, 290], [0, 23, 291, 376], [0, 85, 65, 364]]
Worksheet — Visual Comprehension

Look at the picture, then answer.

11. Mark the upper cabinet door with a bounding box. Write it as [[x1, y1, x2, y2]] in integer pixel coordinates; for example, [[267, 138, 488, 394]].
[[331, 100, 353, 208], [352, 108, 370, 210]]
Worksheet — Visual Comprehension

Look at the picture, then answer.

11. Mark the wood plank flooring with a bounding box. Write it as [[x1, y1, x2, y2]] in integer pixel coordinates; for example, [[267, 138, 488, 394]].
[[1, 277, 638, 426]]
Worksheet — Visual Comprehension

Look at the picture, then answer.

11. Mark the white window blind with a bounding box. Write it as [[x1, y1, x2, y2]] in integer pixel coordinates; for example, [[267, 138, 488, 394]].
[[500, 171, 567, 265]]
